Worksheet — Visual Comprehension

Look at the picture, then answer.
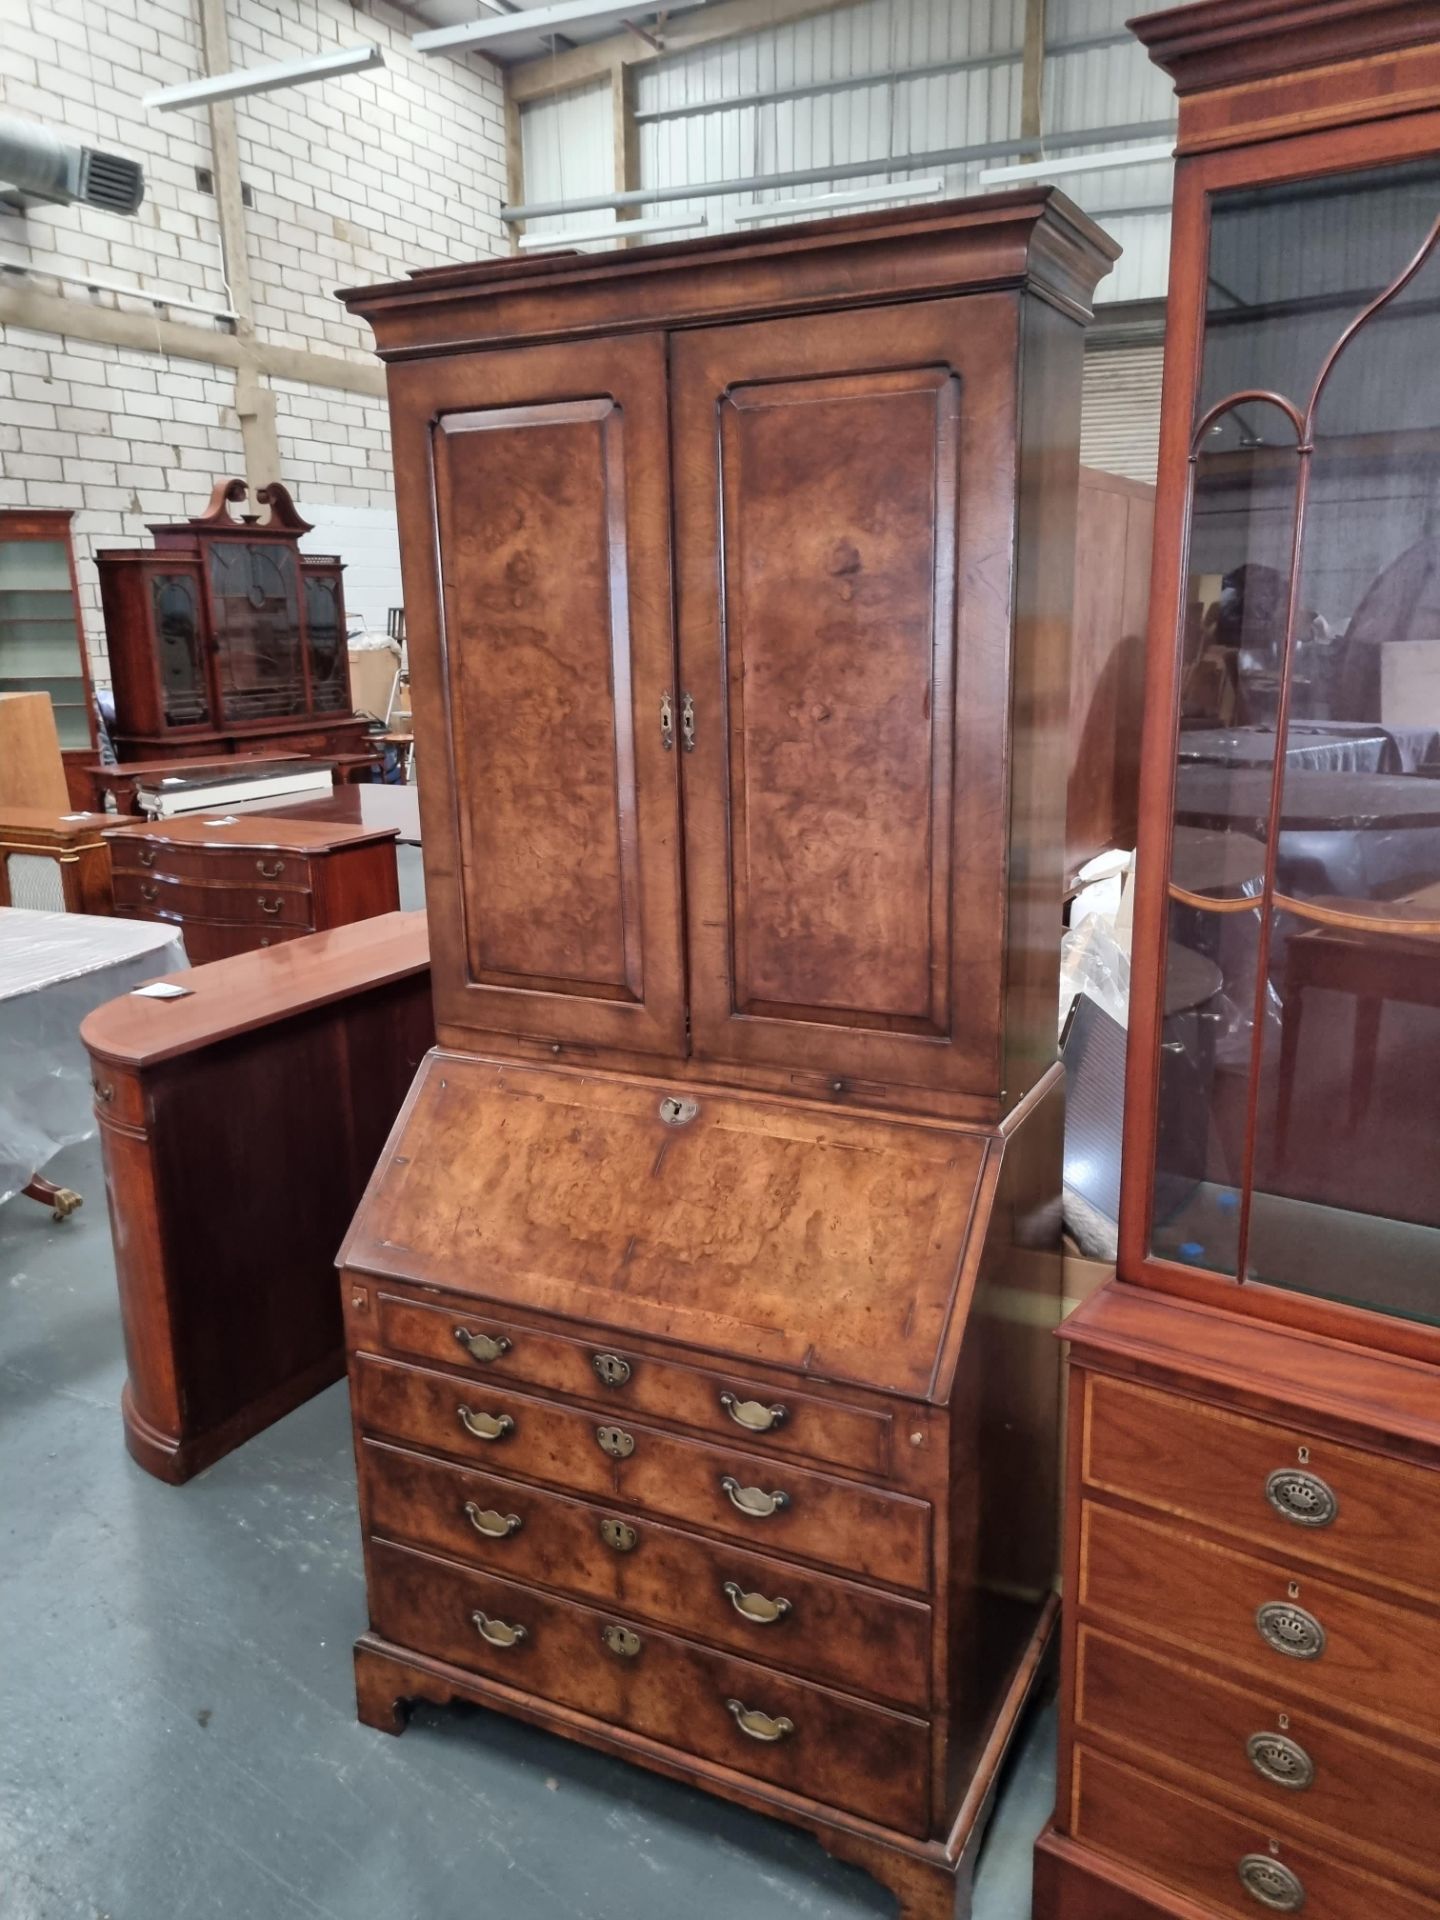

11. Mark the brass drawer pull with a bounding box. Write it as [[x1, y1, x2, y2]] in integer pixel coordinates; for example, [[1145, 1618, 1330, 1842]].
[[1237, 1855, 1304, 1912], [596, 1425, 635, 1460], [464, 1502, 521, 1540], [139, 881, 158, 902], [1256, 1601, 1325, 1661], [720, 1476, 789, 1518], [600, 1517, 637, 1553], [725, 1699, 794, 1743], [1247, 1732, 1314, 1792], [457, 1405, 514, 1442], [256, 858, 285, 878], [592, 1352, 631, 1388], [454, 1326, 511, 1364], [94, 1081, 114, 1104], [137, 846, 158, 868], [601, 1624, 642, 1658], [1265, 1468, 1337, 1529], [257, 895, 283, 915], [471, 1609, 527, 1649], [720, 1392, 787, 1434], [723, 1582, 791, 1626]]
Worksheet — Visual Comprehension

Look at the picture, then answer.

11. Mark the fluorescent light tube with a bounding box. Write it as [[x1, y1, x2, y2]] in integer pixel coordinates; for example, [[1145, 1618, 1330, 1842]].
[[518, 211, 708, 250], [734, 177, 946, 224], [978, 141, 1174, 185], [414, 0, 706, 55], [145, 45, 384, 112]]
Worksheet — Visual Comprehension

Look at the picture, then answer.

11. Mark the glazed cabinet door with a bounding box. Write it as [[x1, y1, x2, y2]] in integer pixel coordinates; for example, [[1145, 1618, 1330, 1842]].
[[388, 334, 687, 1055], [672, 297, 1019, 1101]]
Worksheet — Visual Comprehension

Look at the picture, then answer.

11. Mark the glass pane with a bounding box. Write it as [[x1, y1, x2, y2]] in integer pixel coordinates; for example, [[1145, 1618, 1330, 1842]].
[[152, 573, 209, 728], [209, 541, 306, 723], [1151, 401, 1298, 1275], [305, 573, 347, 714], [1248, 216, 1440, 1323]]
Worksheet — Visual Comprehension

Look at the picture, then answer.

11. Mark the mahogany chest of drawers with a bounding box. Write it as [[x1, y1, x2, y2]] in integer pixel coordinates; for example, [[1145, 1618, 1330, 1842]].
[[1035, 1284, 1440, 1919], [103, 814, 400, 963]]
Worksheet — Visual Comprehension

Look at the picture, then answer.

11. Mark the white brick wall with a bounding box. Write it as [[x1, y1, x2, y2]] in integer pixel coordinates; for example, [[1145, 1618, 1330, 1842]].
[[0, 0, 506, 688]]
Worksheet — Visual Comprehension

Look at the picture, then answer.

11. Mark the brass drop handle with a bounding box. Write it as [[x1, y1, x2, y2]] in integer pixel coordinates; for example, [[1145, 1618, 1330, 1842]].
[[725, 1699, 794, 1743], [257, 895, 283, 915], [720, 1476, 789, 1518], [464, 1502, 521, 1539], [457, 1405, 514, 1442], [137, 846, 158, 868], [472, 1610, 527, 1649], [454, 1326, 511, 1365], [93, 1081, 114, 1104], [256, 858, 285, 878], [723, 1582, 791, 1626], [139, 881, 158, 902], [720, 1392, 788, 1434]]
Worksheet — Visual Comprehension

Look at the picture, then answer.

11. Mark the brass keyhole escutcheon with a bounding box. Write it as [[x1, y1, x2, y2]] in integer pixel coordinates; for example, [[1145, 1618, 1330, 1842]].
[[593, 1352, 632, 1388], [601, 1624, 642, 1659], [657, 1095, 698, 1127], [596, 1425, 635, 1460], [599, 1517, 637, 1553]]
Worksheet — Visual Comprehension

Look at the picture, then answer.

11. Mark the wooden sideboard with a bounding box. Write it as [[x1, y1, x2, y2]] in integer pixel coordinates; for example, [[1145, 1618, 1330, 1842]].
[[80, 910, 432, 1483], [337, 190, 1117, 1919], [103, 814, 400, 963]]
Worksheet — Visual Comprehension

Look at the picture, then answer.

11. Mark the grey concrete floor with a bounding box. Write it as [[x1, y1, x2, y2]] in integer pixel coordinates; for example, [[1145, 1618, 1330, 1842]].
[[0, 1134, 1054, 1920]]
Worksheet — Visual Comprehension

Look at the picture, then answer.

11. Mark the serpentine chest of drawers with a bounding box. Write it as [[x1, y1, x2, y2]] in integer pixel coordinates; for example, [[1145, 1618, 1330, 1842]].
[[338, 190, 1117, 1918]]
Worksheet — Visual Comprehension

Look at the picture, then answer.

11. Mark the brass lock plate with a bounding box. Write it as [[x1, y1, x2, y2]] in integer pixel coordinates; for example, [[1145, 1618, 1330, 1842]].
[[592, 1352, 632, 1388], [596, 1425, 635, 1460], [600, 1517, 637, 1553], [601, 1624, 642, 1659]]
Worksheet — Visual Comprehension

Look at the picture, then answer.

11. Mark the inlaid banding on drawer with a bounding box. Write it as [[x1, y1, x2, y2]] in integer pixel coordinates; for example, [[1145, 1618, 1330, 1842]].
[[372, 1292, 893, 1479], [360, 1438, 931, 1708], [1083, 1373, 1440, 1603], [354, 1355, 930, 1590], [1078, 1502, 1440, 1747], [1072, 1744, 1438, 1920], [367, 1536, 931, 1836], [1074, 1626, 1440, 1897]]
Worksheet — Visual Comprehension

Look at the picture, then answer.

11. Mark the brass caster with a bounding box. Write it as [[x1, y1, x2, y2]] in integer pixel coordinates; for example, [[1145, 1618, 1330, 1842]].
[[50, 1188, 83, 1221]]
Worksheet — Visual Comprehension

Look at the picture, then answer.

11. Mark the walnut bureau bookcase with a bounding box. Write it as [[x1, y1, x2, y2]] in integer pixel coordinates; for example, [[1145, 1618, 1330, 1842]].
[[338, 192, 1117, 1920], [1034, 5, 1440, 1919]]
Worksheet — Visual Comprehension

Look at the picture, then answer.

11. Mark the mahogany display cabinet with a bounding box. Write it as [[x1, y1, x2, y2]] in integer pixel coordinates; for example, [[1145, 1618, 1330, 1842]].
[[95, 478, 376, 771], [1035, 5, 1440, 1918], [337, 190, 1117, 1919]]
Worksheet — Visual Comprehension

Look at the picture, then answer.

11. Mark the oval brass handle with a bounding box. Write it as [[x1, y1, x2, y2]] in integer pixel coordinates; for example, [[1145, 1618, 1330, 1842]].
[[720, 1475, 789, 1518], [723, 1581, 791, 1625], [725, 1699, 794, 1743], [592, 1352, 631, 1388], [1265, 1468, 1337, 1528], [139, 881, 158, 902], [257, 895, 283, 915], [1256, 1601, 1326, 1661], [471, 1609, 527, 1649], [454, 1326, 511, 1365], [457, 1405, 514, 1442], [137, 846, 157, 868], [1246, 1732, 1314, 1792], [596, 1425, 635, 1459], [464, 1502, 521, 1539], [1237, 1855, 1305, 1912], [256, 858, 285, 878], [720, 1392, 788, 1434]]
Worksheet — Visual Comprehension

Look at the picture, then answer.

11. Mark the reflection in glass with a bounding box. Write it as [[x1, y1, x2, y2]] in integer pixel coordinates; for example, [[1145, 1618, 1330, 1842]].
[[209, 540, 306, 723], [152, 573, 208, 727], [305, 573, 347, 714]]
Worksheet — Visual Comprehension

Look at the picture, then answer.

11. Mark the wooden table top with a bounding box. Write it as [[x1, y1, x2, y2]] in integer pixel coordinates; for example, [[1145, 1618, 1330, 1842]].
[[102, 813, 400, 854], [225, 784, 423, 845]]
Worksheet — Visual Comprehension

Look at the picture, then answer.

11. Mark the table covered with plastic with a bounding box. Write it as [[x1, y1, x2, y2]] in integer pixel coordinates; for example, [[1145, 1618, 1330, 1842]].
[[0, 908, 187, 1206]]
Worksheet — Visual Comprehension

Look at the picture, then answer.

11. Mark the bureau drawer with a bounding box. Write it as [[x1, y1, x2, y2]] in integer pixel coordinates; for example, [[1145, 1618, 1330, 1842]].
[[1079, 1502, 1440, 1746], [109, 841, 315, 889], [354, 1357, 930, 1591], [1075, 1626, 1440, 1896], [361, 1439, 931, 1709], [375, 1291, 893, 1478], [1072, 1744, 1437, 1920], [369, 1537, 930, 1836], [1084, 1373, 1440, 1603], [113, 871, 315, 928]]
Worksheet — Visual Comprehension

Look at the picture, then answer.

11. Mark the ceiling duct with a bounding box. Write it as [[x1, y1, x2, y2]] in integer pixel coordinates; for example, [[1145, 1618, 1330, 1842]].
[[0, 113, 145, 215]]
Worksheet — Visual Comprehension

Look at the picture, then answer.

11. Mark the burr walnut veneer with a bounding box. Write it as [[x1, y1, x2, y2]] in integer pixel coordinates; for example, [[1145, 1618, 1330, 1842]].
[[1035, 5, 1440, 1916], [339, 192, 1116, 1919]]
